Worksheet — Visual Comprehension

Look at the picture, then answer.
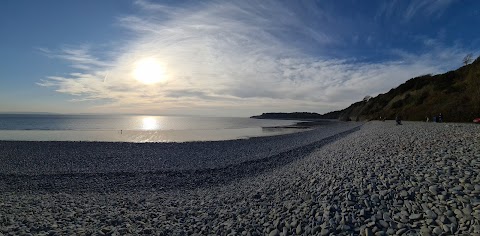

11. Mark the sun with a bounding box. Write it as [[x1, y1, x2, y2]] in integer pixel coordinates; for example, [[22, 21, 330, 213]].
[[133, 58, 166, 84]]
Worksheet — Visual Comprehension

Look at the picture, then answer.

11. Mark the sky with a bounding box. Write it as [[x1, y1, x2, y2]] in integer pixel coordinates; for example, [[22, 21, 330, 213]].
[[1, 0, 480, 116]]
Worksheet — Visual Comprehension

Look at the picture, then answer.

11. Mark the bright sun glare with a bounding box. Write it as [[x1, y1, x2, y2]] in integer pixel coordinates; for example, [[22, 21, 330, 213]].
[[133, 58, 166, 84], [142, 117, 158, 130]]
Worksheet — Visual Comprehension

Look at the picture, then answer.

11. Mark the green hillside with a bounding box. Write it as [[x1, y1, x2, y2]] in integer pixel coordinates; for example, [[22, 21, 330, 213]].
[[323, 56, 480, 122]]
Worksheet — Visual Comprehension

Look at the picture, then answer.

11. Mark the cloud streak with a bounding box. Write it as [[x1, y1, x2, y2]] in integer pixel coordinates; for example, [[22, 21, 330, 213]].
[[377, 0, 455, 21], [39, 0, 470, 116]]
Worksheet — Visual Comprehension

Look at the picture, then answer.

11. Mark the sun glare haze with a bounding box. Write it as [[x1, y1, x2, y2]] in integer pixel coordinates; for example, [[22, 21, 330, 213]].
[[133, 58, 166, 85], [141, 116, 159, 130]]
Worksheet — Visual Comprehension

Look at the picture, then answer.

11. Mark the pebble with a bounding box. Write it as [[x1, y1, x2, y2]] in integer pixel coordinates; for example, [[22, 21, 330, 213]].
[[425, 210, 437, 219], [396, 228, 407, 235], [268, 229, 279, 236], [365, 228, 373, 236], [295, 225, 302, 234], [409, 213, 422, 220], [379, 220, 389, 228], [420, 226, 431, 235]]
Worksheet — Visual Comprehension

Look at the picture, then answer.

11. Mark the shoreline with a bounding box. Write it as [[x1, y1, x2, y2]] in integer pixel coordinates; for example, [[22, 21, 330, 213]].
[[0, 119, 325, 143], [0, 127, 361, 193], [0, 121, 361, 175], [1, 121, 479, 235]]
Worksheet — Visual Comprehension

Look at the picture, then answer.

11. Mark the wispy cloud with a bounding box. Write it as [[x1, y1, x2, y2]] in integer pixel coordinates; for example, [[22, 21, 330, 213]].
[[39, 45, 111, 70], [377, 0, 455, 21], [405, 0, 454, 20], [39, 0, 470, 116]]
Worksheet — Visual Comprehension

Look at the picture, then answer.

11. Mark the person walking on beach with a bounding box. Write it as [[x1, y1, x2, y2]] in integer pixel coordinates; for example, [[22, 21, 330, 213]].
[[396, 115, 402, 125], [438, 113, 443, 123]]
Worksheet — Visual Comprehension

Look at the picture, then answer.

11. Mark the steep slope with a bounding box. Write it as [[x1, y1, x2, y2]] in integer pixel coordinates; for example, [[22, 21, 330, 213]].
[[324, 56, 480, 122]]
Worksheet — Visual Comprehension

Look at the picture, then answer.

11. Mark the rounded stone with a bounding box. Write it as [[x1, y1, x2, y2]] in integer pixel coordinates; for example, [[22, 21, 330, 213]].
[[409, 213, 422, 220], [432, 227, 442, 235]]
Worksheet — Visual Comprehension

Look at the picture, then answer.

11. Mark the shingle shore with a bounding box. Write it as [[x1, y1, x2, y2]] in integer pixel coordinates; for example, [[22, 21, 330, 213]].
[[1, 121, 480, 236], [0, 122, 360, 175], [0, 126, 361, 192]]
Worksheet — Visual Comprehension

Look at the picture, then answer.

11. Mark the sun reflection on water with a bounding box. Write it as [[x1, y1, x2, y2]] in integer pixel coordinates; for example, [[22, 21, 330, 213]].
[[142, 117, 159, 130]]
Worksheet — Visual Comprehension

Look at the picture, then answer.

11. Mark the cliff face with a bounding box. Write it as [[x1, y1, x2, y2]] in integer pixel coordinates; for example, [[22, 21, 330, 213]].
[[325, 57, 480, 122]]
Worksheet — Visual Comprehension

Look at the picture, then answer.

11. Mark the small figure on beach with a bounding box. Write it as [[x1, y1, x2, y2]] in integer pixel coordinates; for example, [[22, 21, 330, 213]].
[[438, 113, 443, 123], [120, 130, 123, 134], [425, 116, 429, 122], [395, 115, 402, 125]]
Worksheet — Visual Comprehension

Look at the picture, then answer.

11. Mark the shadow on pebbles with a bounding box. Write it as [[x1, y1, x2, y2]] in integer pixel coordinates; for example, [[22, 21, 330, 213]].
[[1, 121, 480, 235]]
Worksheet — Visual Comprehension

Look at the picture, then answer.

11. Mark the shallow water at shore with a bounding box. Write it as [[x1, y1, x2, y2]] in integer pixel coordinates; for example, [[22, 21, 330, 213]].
[[0, 114, 306, 142], [0, 127, 307, 142]]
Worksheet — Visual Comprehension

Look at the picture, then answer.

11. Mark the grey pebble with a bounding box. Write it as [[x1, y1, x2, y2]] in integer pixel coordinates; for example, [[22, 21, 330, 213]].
[[409, 213, 422, 220], [268, 229, 279, 236]]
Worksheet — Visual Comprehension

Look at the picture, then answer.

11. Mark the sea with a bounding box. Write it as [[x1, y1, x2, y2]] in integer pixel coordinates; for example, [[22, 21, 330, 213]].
[[0, 114, 305, 142]]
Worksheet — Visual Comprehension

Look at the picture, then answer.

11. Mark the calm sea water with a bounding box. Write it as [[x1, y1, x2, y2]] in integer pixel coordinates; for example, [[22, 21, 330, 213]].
[[0, 114, 304, 142]]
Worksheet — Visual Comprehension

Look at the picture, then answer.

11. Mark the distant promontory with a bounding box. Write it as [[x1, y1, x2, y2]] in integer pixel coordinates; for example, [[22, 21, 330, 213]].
[[251, 112, 325, 120]]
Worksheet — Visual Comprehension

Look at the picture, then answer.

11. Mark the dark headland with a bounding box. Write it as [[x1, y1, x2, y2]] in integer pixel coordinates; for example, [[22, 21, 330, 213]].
[[251, 112, 341, 128], [251, 112, 324, 120]]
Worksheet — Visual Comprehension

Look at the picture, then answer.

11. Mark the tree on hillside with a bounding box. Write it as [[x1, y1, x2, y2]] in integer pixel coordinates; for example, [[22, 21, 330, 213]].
[[473, 69, 480, 116], [463, 53, 473, 65]]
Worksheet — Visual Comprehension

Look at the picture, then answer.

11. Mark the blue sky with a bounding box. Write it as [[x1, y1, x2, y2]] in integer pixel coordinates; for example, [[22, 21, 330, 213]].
[[1, 0, 479, 116]]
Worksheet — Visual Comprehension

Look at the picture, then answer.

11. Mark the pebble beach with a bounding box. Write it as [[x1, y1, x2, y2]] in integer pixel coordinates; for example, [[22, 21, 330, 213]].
[[1, 121, 480, 235]]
